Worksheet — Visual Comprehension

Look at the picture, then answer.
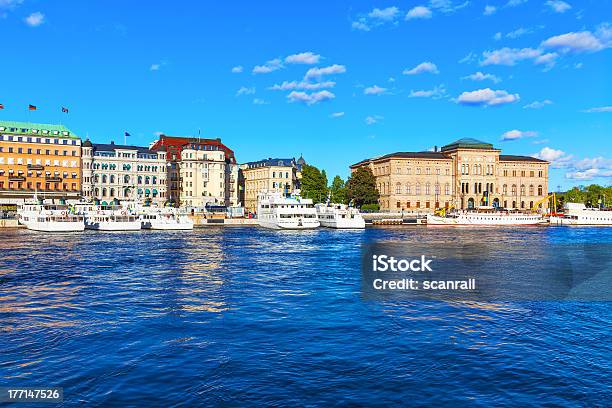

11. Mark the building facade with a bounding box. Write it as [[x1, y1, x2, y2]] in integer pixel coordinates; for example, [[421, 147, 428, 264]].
[[179, 142, 239, 207], [150, 134, 237, 206], [350, 138, 549, 212], [81, 141, 167, 205], [0, 121, 81, 204], [240, 157, 304, 213]]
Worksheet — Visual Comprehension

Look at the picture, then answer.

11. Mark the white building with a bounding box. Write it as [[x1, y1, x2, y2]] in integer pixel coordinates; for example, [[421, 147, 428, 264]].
[[179, 142, 239, 208], [81, 140, 167, 205]]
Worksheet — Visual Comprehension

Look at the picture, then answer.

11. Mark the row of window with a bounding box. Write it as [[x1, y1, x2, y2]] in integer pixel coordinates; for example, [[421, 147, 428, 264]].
[[86, 174, 164, 185], [461, 164, 495, 176], [0, 147, 78, 156], [0, 181, 78, 190], [0, 134, 78, 145], [0, 158, 78, 167], [382, 182, 452, 196], [0, 169, 77, 178], [86, 188, 165, 198], [382, 166, 451, 176]]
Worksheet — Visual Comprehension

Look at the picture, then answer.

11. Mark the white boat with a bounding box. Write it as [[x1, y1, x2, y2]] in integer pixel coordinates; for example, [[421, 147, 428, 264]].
[[315, 202, 365, 229], [139, 208, 194, 230], [257, 191, 320, 229], [74, 203, 142, 231], [427, 207, 546, 226], [550, 203, 612, 226], [18, 202, 85, 232]]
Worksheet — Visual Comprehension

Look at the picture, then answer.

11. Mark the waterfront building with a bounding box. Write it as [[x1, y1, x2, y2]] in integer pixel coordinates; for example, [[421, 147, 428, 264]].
[[0, 121, 81, 204], [350, 138, 549, 211], [150, 134, 237, 206], [178, 141, 239, 207], [240, 156, 305, 213], [81, 141, 167, 206]]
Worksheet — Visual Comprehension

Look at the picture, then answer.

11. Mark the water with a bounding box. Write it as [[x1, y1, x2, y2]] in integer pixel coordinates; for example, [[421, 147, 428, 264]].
[[0, 227, 610, 407]]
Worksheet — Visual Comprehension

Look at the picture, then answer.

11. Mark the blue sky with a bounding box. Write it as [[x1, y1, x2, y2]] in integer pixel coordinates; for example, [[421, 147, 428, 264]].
[[0, 0, 611, 189]]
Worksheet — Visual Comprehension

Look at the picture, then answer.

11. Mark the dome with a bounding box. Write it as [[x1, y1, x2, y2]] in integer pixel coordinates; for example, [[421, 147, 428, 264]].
[[82, 139, 92, 147]]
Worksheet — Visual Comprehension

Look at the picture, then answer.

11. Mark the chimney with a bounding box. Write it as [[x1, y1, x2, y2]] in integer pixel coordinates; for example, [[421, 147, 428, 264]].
[[434, 145, 438, 152], [110, 141, 115, 145]]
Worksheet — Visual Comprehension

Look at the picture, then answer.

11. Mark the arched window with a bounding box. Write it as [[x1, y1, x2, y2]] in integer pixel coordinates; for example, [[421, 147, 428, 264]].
[[102, 175, 107, 183], [503, 184, 508, 194], [94, 174, 99, 183], [124, 175, 130, 183], [110, 188, 115, 197], [425, 183, 430, 195], [520, 185, 526, 196], [102, 187, 107, 196], [145, 176, 150, 184], [415, 183, 421, 195], [511, 184, 517, 196], [94, 188, 99, 196], [406, 183, 411, 195], [138, 176, 143, 184], [110, 175, 115, 183], [434, 183, 440, 195], [529, 185, 534, 195], [395, 183, 401, 194], [538, 185, 543, 195], [152, 176, 157, 184], [445, 183, 450, 195]]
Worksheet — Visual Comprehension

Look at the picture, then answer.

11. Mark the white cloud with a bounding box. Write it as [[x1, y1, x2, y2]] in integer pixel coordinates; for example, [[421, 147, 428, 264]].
[[304, 64, 346, 80], [285, 52, 321, 65], [365, 115, 383, 125], [269, 80, 335, 91], [429, 0, 469, 13], [565, 168, 601, 180], [368, 6, 400, 21], [483, 5, 496, 15], [493, 32, 502, 41], [253, 58, 283, 74], [330, 112, 345, 118], [406, 6, 432, 20], [24, 11, 44, 26], [456, 88, 520, 107], [506, 0, 528, 6], [287, 90, 335, 105], [459, 52, 477, 64], [352, 19, 370, 31], [403, 61, 439, 75], [231, 66, 244, 73], [545, 1, 571, 13], [573, 156, 612, 170], [583, 106, 612, 113], [253, 98, 269, 105], [150, 64, 161, 71], [462, 71, 501, 83], [532, 147, 573, 167], [506, 27, 531, 39], [408, 84, 447, 99], [566, 156, 612, 180], [541, 31, 606, 53], [236, 86, 256, 96], [501, 129, 538, 141], [524, 100, 553, 109], [481, 47, 542, 66], [364, 85, 387, 95]]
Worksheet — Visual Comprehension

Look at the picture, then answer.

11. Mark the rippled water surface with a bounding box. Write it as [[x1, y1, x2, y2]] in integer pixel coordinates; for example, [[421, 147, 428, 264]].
[[1, 226, 610, 406]]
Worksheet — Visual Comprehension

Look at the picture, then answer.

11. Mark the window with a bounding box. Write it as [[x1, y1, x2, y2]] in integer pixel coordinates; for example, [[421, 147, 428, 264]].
[[538, 185, 543, 195], [406, 183, 411, 195], [396, 183, 401, 194], [503, 184, 508, 194]]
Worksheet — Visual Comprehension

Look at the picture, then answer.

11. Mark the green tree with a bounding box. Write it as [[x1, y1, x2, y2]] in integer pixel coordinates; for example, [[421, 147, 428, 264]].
[[346, 167, 379, 208], [329, 175, 347, 204], [300, 164, 328, 203]]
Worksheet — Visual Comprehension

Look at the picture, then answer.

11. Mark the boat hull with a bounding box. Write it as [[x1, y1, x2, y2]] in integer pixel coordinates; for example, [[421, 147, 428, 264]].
[[23, 221, 85, 232], [319, 219, 366, 229], [549, 216, 612, 226], [427, 214, 545, 226], [257, 218, 320, 229]]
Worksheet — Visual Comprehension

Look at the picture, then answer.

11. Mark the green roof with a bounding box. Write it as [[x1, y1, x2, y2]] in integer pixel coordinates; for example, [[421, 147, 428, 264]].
[[0, 120, 79, 140], [441, 138, 494, 151]]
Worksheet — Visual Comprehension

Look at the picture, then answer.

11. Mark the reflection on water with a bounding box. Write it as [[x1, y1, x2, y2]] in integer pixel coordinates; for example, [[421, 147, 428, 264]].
[[0, 226, 610, 406]]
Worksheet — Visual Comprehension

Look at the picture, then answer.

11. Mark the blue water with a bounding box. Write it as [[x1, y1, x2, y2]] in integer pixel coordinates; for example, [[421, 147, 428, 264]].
[[0, 226, 610, 407]]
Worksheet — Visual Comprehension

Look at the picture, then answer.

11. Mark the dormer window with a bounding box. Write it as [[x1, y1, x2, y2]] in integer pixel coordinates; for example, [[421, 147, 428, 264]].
[[52, 130, 59, 135]]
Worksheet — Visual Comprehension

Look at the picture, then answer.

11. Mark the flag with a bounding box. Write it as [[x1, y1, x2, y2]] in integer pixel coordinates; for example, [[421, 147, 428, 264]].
[[124, 131, 131, 137], [62, 107, 69, 113], [0, 103, 4, 110], [28, 104, 37, 111]]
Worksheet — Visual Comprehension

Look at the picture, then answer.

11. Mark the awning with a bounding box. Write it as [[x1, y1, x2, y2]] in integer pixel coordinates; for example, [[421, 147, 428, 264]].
[[153, 189, 158, 195], [145, 188, 151, 195], [101, 201, 108, 206], [138, 188, 143, 194]]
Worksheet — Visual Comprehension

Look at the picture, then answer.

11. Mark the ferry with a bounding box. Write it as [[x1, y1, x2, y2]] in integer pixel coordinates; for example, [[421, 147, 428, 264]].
[[75, 204, 142, 231], [427, 206, 546, 226], [18, 202, 85, 232], [550, 203, 612, 226], [257, 191, 320, 229], [139, 208, 194, 230], [315, 202, 365, 229]]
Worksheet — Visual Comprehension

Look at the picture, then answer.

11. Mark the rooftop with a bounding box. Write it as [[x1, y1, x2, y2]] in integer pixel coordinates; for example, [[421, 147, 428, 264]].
[[441, 138, 495, 151], [499, 154, 548, 163], [244, 158, 297, 168], [92, 141, 159, 155], [0, 120, 79, 139], [351, 151, 450, 168]]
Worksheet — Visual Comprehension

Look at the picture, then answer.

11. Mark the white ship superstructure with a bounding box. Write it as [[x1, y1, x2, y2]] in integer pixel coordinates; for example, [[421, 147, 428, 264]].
[[139, 207, 194, 230], [315, 202, 365, 229], [550, 203, 612, 226], [18, 202, 85, 232], [75, 203, 142, 231], [257, 191, 320, 229]]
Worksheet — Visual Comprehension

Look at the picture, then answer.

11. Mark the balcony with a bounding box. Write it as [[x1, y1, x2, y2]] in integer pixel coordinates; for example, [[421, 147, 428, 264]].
[[27, 164, 44, 170]]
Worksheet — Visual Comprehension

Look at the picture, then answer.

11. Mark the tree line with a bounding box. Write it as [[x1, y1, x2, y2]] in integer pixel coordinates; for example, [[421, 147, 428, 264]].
[[299, 164, 379, 210], [556, 184, 612, 208]]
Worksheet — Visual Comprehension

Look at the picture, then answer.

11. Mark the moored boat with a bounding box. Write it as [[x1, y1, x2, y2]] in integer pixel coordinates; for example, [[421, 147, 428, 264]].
[[427, 207, 546, 226], [18, 202, 85, 232], [257, 191, 320, 229], [139, 208, 194, 230], [549, 203, 612, 226], [315, 202, 365, 229]]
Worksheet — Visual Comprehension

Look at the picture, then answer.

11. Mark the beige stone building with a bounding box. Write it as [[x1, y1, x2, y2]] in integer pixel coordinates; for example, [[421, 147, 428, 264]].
[[179, 142, 239, 208], [350, 138, 549, 212], [240, 156, 305, 213]]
